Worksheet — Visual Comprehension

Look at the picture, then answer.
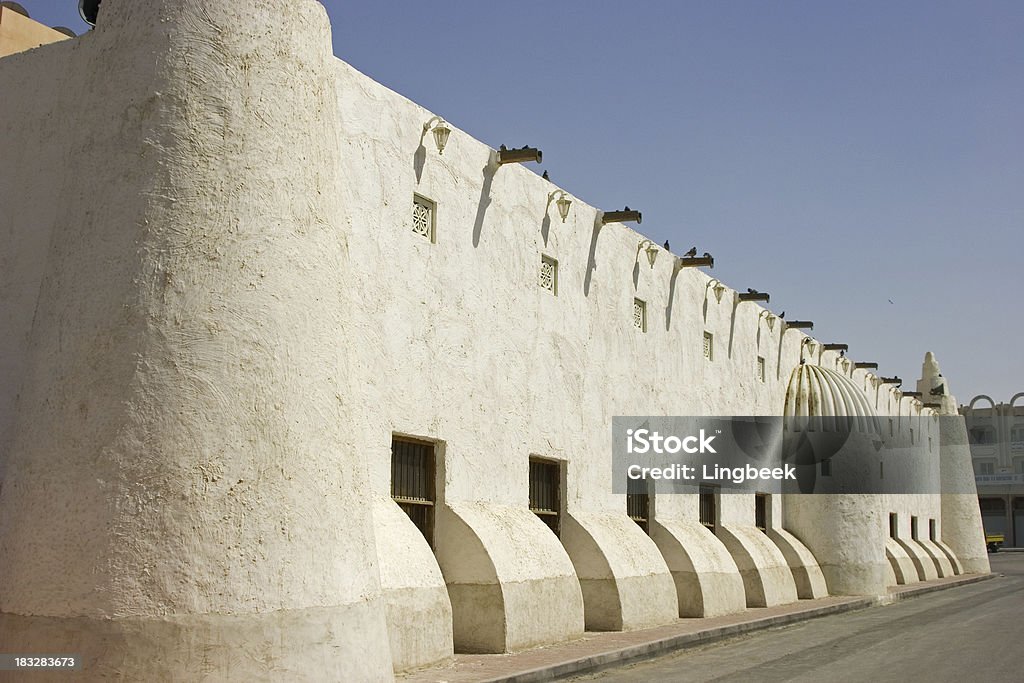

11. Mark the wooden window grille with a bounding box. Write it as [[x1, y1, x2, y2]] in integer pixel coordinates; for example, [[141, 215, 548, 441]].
[[755, 493, 768, 531], [626, 477, 650, 534], [633, 298, 647, 332], [412, 194, 436, 241], [539, 255, 558, 294], [699, 485, 718, 531], [529, 458, 561, 537], [391, 437, 435, 547]]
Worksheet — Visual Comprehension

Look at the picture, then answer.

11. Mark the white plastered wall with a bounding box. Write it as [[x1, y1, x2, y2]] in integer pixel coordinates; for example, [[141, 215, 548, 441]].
[[0, 1, 393, 679]]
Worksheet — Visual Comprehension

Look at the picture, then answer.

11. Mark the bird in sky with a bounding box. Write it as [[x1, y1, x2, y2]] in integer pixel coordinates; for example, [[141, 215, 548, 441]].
[[684, 246, 697, 258], [888, 298, 894, 304], [663, 240, 670, 250], [541, 170, 549, 180], [779, 311, 786, 319]]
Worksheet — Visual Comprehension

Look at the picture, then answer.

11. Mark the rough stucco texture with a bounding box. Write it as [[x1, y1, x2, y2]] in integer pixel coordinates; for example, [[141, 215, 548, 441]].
[[0, 0, 989, 676], [0, 0, 392, 679]]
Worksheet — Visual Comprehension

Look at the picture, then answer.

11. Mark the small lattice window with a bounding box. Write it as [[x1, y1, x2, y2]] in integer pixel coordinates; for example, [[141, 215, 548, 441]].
[[703, 332, 714, 360], [539, 255, 557, 294], [757, 356, 765, 382], [412, 194, 435, 241], [633, 298, 646, 332]]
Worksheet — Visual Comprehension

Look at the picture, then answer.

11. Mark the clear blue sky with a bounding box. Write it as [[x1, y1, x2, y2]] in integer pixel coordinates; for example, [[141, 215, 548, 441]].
[[31, 1, 1024, 404]]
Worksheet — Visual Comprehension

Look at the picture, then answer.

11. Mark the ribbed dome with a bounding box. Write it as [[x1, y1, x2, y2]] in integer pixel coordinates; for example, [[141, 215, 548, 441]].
[[783, 364, 881, 435]]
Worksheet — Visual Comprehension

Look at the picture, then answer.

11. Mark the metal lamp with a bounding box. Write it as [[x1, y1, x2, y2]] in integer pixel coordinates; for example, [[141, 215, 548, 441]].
[[422, 116, 451, 154]]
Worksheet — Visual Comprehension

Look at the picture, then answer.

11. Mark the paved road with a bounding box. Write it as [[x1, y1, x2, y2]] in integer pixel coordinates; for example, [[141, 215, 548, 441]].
[[563, 553, 1024, 683]]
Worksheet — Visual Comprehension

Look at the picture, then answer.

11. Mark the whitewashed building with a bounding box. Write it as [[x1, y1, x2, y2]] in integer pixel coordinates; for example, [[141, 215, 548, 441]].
[[960, 394, 1024, 546], [0, 1, 989, 679]]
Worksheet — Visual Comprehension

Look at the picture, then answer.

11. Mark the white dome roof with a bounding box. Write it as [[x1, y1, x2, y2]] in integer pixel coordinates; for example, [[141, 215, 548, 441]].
[[783, 364, 881, 435]]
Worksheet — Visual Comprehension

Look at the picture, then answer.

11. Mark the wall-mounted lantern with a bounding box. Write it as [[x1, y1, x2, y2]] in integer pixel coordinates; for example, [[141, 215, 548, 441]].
[[637, 239, 659, 268], [738, 288, 770, 303], [707, 279, 727, 303], [602, 207, 642, 225], [786, 320, 814, 330], [854, 362, 878, 370], [758, 310, 777, 332], [547, 190, 573, 223], [840, 357, 851, 373], [497, 144, 542, 165], [823, 343, 848, 352], [422, 116, 451, 155]]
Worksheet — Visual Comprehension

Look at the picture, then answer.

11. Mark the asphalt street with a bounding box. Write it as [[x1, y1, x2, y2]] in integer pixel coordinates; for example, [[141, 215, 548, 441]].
[[563, 553, 1024, 683]]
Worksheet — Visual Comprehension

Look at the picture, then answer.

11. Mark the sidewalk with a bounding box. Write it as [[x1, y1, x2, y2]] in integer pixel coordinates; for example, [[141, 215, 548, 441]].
[[400, 573, 996, 683]]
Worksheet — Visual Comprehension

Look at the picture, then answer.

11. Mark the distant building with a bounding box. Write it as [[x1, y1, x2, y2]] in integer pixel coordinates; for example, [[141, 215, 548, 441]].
[[960, 394, 1024, 547], [0, 2, 71, 58]]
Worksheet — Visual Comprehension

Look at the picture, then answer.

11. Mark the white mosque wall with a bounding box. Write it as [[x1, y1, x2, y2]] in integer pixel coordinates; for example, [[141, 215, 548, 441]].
[[0, 0, 988, 675]]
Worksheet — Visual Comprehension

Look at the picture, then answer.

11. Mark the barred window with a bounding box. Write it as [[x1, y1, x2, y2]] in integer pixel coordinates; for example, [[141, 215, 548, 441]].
[[699, 485, 717, 531], [703, 332, 714, 361], [391, 437, 436, 547], [627, 477, 650, 534], [757, 356, 765, 382], [529, 457, 561, 537], [755, 493, 768, 531]]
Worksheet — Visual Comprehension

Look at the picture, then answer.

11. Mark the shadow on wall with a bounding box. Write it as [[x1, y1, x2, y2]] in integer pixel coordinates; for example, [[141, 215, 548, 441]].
[[665, 266, 681, 331], [727, 295, 739, 360], [540, 210, 551, 247], [583, 213, 603, 298], [776, 326, 791, 381], [471, 152, 498, 248], [413, 141, 426, 184]]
